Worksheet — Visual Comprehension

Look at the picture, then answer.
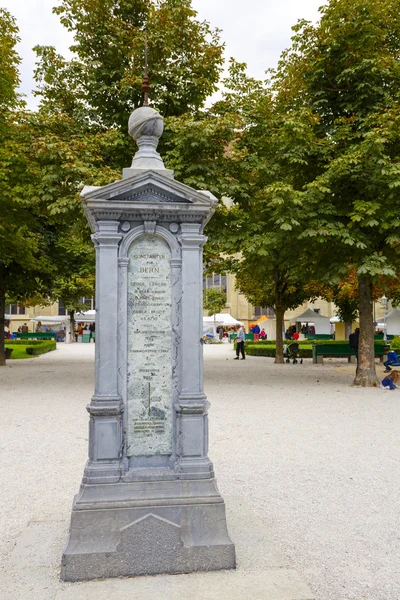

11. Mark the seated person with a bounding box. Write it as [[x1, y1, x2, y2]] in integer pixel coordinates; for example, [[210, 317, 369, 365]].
[[384, 349, 399, 372], [381, 371, 400, 390]]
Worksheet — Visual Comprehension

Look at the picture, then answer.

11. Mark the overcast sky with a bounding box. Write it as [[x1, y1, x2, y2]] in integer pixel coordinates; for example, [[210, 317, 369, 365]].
[[3, 0, 326, 109]]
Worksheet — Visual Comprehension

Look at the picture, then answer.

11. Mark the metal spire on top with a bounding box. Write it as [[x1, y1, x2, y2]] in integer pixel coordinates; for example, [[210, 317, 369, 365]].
[[141, 35, 151, 106]]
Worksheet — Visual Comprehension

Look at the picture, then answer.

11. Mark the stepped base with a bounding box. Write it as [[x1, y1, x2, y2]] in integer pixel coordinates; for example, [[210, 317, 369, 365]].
[[61, 475, 235, 581]]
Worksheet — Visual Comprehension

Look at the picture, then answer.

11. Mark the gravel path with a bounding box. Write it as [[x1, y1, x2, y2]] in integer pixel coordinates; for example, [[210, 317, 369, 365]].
[[0, 342, 399, 599], [209, 343, 400, 600]]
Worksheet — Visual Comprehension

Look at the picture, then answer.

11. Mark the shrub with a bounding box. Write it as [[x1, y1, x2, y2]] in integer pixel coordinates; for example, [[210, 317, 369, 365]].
[[390, 336, 400, 350], [245, 344, 313, 358], [5, 340, 50, 346], [25, 341, 56, 356], [252, 339, 385, 347]]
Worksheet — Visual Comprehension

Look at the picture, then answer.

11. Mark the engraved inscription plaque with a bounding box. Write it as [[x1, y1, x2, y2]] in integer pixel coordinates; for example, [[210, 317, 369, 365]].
[[126, 235, 173, 456]]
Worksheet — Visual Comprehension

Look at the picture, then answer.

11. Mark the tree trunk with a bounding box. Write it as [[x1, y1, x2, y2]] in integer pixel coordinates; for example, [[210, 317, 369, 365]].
[[344, 321, 352, 340], [353, 277, 379, 387], [275, 307, 285, 364], [69, 309, 75, 343], [0, 266, 5, 366]]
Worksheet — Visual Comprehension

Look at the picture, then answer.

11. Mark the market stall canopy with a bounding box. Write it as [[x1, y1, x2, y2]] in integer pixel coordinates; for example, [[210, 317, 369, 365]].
[[376, 308, 400, 335], [293, 308, 331, 334], [203, 313, 243, 327], [249, 315, 274, 328], [75, 309, 96, 323], [31, 315, 69, 325], [330, 316, 341, 323]]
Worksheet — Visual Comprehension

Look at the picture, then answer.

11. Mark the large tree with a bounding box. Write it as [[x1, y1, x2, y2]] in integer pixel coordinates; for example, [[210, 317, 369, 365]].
[[269, 0, 400, 385], [33, 0, 224, 169], [0, 10, 55, 365]]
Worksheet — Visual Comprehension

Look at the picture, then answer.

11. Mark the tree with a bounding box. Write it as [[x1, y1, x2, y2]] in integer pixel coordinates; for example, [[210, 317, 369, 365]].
[[24, 1, 228, 346], [271, 0, 400, 385], [0, 10, 57, 365], [305, 274, 360, 340], [194, 61, 324, 364], [203, 288, 227, 316], [33, 0, 224, 168], [234, 251, 310, 364], [203, 288, 227, 338]]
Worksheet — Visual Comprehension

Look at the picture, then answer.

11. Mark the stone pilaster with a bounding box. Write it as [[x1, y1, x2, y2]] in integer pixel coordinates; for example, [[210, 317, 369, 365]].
[[175, 223, 213, 479], [83, 221, 123, 484]]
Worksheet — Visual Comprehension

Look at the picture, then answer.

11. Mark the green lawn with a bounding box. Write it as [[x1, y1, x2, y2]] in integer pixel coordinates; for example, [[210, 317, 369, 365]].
[[5, 340, 56, 359], [5, 344, 34, 359]]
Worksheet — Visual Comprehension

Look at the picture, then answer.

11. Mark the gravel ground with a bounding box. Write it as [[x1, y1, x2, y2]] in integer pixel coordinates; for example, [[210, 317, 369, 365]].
[[0, 341, 399, 600], [209, 343, 400, 600]]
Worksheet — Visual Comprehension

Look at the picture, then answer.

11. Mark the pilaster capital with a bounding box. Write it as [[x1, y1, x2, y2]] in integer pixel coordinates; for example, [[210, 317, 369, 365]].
[[93, 220, 123, 247], [179, 234, 207, 249]]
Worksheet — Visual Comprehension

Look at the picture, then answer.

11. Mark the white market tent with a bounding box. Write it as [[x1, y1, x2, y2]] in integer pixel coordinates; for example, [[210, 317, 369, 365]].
[[203, 313, 244, 327], [31, 315, 69, 325], [75, 309, 96, 323], [292, 308, 331, 335], [203, 313, 243, 336], [376, 308, 400, 335]]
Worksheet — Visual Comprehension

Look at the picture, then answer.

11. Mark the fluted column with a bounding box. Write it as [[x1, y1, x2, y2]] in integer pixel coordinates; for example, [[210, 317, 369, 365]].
[[175, 223, 213, 479]]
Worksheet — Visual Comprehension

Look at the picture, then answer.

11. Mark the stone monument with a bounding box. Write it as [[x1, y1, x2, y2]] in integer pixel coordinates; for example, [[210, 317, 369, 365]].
[[60, 87, 235, 581]]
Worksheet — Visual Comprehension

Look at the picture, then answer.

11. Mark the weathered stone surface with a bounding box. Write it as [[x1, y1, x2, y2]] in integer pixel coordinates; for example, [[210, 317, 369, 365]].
[[61, 102, 235, 580], [127, 235, 173, 456], [61, 501, 235, 582]]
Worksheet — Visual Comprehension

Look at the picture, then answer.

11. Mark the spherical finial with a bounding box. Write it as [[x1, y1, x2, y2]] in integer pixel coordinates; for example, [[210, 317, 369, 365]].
[[128, 106, 164, 142]]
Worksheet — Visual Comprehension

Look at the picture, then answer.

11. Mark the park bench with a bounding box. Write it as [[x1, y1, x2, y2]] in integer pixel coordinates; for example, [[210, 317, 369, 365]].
[[16, 332, 57, 341], [312, 342, 386, 364], [305, 334, 333, 340], [229, 333, 254, 342]]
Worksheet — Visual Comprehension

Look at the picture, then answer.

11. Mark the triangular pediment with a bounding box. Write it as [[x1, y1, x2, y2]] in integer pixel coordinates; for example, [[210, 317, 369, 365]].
[[81, 169, 216, 208]]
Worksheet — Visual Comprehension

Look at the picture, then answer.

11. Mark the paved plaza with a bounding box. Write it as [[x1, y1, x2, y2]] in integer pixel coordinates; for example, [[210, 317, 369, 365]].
[[0, 343, 399, 599]]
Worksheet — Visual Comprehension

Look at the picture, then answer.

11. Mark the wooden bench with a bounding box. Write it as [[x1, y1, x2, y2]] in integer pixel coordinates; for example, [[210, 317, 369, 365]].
[[312, 343, 386, 364], [16, 332, 57, 341]]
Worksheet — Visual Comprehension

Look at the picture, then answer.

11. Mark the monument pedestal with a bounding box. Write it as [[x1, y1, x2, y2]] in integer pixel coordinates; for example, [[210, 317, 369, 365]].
[[61, 105, 235, 581], [61, 474, 234, 581]]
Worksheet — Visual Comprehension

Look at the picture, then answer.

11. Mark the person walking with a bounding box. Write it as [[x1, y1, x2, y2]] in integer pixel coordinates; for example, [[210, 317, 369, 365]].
[[234, 326, 245, 360]]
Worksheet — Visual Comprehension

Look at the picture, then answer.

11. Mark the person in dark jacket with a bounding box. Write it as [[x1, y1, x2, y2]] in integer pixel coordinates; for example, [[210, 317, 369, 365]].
[[349, 328, 360, 363]]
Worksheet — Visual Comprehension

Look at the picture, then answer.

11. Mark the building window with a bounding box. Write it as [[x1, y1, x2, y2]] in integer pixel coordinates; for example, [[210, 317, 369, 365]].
[[58, 300, 66, 316], [254, 306, 275, 318], [203, 273, 227, 293], [79, 297, 94, 310], [313, 308, 320, 314], [7, 304, 25, 315]]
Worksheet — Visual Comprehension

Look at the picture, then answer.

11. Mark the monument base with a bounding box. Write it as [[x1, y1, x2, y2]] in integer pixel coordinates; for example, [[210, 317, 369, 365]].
[[61, 473, 235, 582]]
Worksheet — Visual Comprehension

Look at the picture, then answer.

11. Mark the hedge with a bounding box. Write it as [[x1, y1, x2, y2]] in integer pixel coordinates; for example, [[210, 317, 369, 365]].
[[5, 339, 50, 346], [245, 344, 313, 358], [250, 339, 386, 347], [391, 336, 400, 350], [26, 341, 56, 356]]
